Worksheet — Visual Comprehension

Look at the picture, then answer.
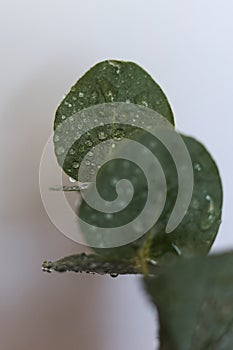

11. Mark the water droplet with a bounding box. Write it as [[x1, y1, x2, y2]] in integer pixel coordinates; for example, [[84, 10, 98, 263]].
[[85, 139, 93, 147], [113, 128, 125, 140], [126, 99, 131, 103], [68, 103, 72, 108], [90, 91, 98, 103], [69, 177, 76, 183], [88, 151, 94, 157], [85, 160, 91, 166], [98, 131, 108, 140], [69, 148, 75, 155], [141, 100, 148, 107], [110, 273, 118, 278], [54, 134, 60, 142], [171, 243, 182, 256], [72, 162, 79, 169], [200, 195, 216, 230], [111, 143, 115, 149], [134, 94, 149, 107], [194, 163, 202, 172], [106, 91, 114, 101], [147, 259, 157, 266], [71, 86, 76, 92], [79, 92, 84, 98], [155, 99, 163, 106], [56, 146, 65, 155], [108, 61, 120, 74], [69, 116, 74, 122], [105, 213, 113, 220], [190, 198, 200, 209], [111, 177, 118, 185], [61, 115, 66, 120]]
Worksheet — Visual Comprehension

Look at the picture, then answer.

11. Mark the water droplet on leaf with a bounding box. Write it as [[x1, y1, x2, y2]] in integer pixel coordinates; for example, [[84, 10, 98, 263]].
[[72, 162, 79, 169], [110, 273, 118, 278], [98, 131, 108, 140], [56, 146, 65, 155]]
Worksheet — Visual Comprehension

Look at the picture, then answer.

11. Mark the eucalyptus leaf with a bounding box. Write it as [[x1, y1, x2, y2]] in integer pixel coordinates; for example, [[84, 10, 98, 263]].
[[54, 60, 174, 129], [144, 251, 233, 350], [79, 134, 222, 264], [54, 60, 174, 180]]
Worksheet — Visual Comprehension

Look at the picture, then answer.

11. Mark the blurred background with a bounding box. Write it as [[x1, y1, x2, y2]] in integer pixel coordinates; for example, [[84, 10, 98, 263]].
[[1, 1, 233, 349]]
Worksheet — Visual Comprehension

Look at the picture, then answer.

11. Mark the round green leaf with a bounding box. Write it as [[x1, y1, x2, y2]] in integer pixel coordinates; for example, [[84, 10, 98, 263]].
[[79, 133, 223, 263], [54, 60, 174, 180]]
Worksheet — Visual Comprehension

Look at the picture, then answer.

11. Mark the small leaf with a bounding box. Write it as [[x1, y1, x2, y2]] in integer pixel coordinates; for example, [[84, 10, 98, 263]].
[[144, 251, 233, 350], [42, 253, 141, 276], [54, 60, 174, 180], [54, 60, 174, 129]]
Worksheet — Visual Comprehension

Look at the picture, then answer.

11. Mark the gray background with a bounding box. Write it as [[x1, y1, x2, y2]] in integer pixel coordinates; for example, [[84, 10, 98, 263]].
[[1, 1, 233, 349]]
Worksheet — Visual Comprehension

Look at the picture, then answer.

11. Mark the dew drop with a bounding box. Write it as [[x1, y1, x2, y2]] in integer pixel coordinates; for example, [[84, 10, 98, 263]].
[[56, 146, 65, 155], [85, 139, 93, 147], [106, 91, 114, 101], [72, 162, 79, 169], [105, 213, 113, 220], [200, 194, 216, 230], [113, 128, 125, 140], [54, 134, 60, 142], [90, 91, 98, 103], [194, 163, 202, 172], [141, 100, 148, 107], [85, 160, 91, 166], [79, 92, 84, 98], [69, 148, 75, 155], [108, 61, 120, 74], [88, 151, 94, 157], [69, 177, 76, 183], [147, 259, 157, 266], [98, 131, 108, 140], [171, 243, 182, 256], [190, 198, 200, 209], [61, 115, 66, 120], [110, 273, 118, 278]]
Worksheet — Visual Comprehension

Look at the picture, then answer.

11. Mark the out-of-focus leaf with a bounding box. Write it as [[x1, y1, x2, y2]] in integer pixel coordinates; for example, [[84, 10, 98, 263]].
[[144, 251, 233, 350]]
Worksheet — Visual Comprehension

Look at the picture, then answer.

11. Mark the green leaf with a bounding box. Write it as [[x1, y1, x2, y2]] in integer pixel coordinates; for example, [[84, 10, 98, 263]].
[[79, 134, 222, 264], [54, 60, 174, 129], [42, 253, 140, 276], [54, 60, 174, 180], [52, 60, 222, 269], [144, 251, 233, 350]]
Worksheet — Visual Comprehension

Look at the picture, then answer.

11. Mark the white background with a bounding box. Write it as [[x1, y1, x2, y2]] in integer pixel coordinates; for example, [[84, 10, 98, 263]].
[[1, 1, 233, 349]]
